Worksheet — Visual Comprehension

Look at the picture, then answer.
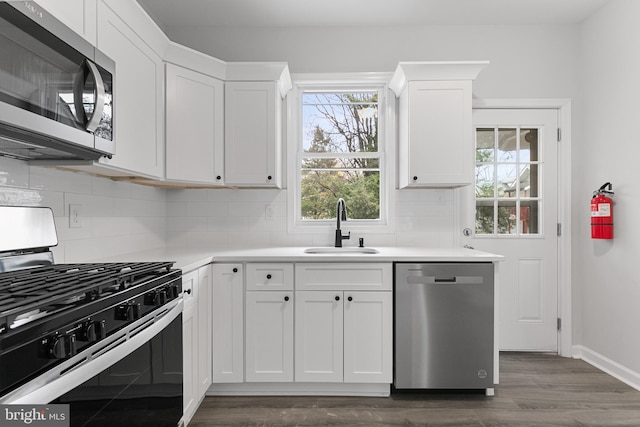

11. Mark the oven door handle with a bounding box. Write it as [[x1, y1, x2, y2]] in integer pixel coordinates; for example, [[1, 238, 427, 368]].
[[1, 298, 183, 404]]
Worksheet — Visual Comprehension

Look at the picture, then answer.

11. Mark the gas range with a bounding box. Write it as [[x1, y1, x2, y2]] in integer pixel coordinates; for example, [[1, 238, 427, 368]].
[[0, 261, 179, 333], [0, 261, 181, 397], [0, 207, 183, 427]]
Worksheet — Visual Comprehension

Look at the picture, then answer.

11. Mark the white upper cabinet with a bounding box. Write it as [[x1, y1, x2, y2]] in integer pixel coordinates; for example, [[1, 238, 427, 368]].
[[390, 61, 488, 188], [95, 1, 165, 179], [224, 63, 292, 188], [36, 0, 97, 44], [165, 63, 224, 184]]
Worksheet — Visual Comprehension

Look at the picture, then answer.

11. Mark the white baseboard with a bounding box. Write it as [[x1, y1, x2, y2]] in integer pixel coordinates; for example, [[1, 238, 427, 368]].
[[573, 345, 640, 391]]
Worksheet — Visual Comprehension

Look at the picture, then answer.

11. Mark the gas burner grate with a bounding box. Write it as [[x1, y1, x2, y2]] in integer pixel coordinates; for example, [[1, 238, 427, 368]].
[[0, 262, 175, 332]]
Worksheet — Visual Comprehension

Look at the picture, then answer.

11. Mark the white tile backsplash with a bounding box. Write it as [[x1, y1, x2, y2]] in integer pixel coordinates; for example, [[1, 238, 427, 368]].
[[0, 157, 29, 188], [1, 156, 457, 259], [0, 158, 166, 263]]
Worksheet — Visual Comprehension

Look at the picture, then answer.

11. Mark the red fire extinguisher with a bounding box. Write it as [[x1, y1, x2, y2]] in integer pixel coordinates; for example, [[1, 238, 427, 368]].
[[591, 182, 614, 239]]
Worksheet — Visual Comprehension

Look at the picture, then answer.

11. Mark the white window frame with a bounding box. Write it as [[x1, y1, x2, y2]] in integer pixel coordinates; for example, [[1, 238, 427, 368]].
[[287, 73, 396, 236]]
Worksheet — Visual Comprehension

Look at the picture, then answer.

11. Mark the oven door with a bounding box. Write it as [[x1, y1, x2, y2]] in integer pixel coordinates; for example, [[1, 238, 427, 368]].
[[3, 299, 183, 427]]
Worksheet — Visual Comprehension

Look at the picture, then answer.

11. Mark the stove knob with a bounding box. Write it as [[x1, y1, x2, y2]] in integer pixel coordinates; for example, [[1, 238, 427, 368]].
[[167, 284, 179, 300], [82, 320, 106, 342], [144, 292, 157, 306], [131, 303, 141, 320], [158, 290, 167, 305], [115, 302, 142, 321], [49, 334, 77, 359], [115, 304, 129, 320]]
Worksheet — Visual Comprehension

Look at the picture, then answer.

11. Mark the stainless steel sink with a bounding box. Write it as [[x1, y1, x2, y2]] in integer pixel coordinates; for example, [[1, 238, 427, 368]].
[[303, 247, 379, 254]]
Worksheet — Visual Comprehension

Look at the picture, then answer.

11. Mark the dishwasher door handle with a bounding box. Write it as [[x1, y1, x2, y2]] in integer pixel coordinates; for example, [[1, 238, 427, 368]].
[[407, 276, 484, 285]]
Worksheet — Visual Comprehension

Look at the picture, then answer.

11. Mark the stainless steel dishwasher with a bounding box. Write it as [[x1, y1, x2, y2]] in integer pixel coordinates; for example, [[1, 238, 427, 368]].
[[394, 262, 494, 391]]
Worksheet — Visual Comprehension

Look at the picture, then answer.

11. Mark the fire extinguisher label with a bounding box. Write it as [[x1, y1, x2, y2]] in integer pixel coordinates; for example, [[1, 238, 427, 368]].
[[591, 203, 611, 217]]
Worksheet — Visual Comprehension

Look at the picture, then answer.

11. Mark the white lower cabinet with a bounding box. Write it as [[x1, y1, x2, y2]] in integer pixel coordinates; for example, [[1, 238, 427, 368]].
[[343, 292, 393, 383], [245, 291, 294, 382], [196, 265, 212, 396], [212, 264, 244, 383], [294, 291, 343, 382], [211, 262, 393, 394], [294, 291, 392, 383], [182, 264, 212, 425], [182, 302, 196, 420], [245, 263, 294, 382]]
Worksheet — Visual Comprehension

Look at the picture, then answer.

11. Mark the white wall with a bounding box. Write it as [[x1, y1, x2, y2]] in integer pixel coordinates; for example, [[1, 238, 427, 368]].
[[0, 157, 166, 263], [166, 24, 580, 98], [575, 0, 640, 383]]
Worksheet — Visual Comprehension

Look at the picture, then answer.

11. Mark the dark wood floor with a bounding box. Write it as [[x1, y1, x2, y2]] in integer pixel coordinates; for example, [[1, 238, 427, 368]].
[[189, 353, 640, 426]]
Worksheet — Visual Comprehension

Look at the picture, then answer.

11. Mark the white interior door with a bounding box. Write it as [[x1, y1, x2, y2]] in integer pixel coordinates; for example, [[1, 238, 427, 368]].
[[461, 109, 559, 352]]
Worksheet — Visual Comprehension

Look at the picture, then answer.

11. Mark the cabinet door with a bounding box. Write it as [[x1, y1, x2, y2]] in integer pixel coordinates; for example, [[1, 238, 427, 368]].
[[294, 291, 343, 382], [166, 63, 224, 184], [182, 303, 197, 417], [343, 292, 393, 383], [245, 291, 294, 382], [212, 264, 244, 383], [36, 0, 97, 44], [196, 265, 212, 396], [182, 269, 197, 308], [96, 2, 164, 178], [225, 81, 280, 187], [400, 80, 472, 188]]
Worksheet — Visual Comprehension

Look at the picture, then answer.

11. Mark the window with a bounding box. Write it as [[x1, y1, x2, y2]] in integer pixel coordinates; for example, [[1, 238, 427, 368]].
[[289, 78, 391, 232], [475, 127, 541, 235]]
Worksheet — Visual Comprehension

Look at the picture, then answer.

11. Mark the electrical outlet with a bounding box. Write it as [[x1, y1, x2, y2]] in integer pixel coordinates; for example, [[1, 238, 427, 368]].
[[265, 204, 274, 221], [69, 204, 83, 228]]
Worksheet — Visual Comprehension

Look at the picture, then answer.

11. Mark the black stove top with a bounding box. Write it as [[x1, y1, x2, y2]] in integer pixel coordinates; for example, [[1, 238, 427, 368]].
[[0, 260, 182, 397], [0, 262, 176, 334]]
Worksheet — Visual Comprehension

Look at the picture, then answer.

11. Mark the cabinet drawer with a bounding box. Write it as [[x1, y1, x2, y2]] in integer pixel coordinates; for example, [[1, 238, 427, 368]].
[[246, 263, 294, 291], [295, 263, 392, 291]]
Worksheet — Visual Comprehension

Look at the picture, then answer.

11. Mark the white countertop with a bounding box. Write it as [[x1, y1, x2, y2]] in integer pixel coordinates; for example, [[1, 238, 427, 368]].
[[96, 246, 503, 273]]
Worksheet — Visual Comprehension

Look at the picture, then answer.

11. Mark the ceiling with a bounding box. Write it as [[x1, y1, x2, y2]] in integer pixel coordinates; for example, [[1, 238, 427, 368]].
[[137, 0, 610, 30]]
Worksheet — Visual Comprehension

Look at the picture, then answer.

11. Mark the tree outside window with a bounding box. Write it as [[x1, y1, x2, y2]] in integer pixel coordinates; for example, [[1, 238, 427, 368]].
[[300, 91, 381, 221]]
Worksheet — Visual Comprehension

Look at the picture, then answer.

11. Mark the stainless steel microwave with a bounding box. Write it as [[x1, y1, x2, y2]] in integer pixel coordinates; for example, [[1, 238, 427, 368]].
[[0, 1, 115, 161]]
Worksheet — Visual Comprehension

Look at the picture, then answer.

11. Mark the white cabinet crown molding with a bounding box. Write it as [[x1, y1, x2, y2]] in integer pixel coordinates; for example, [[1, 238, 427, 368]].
[[164, 42, 226, 80], [389, 61, 490, 96], [226, 62, 292, 98]]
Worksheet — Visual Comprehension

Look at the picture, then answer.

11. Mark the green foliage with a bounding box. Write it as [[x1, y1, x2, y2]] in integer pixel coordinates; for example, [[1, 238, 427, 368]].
[[301, 93, 380, 220]]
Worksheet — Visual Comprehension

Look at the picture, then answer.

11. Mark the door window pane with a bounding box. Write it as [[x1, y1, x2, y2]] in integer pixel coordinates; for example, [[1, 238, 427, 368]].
[[497, 201, 518, 235], [520, 200, 540, 234], [475, 125, 542, 236], [476, 128, 495, 162], [475, 201, 494, 234], [497, 128, 517, 162], [475, 164, 495, 198]]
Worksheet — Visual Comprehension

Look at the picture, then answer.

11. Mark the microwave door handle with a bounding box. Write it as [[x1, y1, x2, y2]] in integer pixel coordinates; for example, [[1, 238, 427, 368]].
[[74, 60, 106, 133], [84, 60, 106, 133]]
